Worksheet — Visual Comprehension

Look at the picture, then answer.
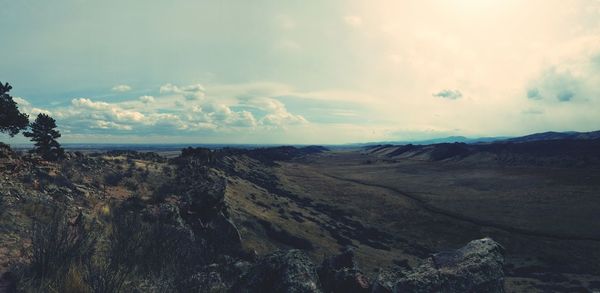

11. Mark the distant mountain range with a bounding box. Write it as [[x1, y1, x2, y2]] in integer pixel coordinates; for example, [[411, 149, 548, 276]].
[[356, 130, 600, 146], [503, 131, 600, 143]]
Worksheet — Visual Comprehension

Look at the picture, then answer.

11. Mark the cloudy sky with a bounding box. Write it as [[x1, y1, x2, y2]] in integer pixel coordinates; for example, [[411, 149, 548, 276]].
[[1, 0, 600, 144]]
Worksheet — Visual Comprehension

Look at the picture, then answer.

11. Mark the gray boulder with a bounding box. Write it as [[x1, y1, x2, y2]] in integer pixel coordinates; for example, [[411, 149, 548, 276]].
[[373, 238, 505, 293], [318, 247, 370, 293], [232, 249, 322, 293], [371, 270, 402, 293]]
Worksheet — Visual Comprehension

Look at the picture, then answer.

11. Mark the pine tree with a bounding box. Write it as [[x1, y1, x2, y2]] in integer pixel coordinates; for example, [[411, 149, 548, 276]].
[[23, 113, 64, 160], [0, 82, 29, 137]]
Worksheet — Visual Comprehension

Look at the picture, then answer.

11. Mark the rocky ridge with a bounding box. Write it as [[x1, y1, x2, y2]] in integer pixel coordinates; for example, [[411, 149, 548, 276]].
[[0, 145, 506, 292]]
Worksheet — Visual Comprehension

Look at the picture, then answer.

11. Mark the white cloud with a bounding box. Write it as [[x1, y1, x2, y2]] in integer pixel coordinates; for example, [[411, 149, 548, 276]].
[[111, 84, 132, 92], [250, 98, 307, 126], [13, 97, 52, 116], [160, 83, 205, 100], [204, 103, 257, 128], [139, 95, 155, 104], [37, 82, 311, 137], [92, 120, 133, 130], [70, 98, 145, 123], [71, 98, 111, 110], [30, 108, 53, 116], [13, 97, 30, 106]]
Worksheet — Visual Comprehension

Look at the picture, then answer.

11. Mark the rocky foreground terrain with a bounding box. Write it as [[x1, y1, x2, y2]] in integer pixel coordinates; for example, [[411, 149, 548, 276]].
[[1, 140, 599, 292]]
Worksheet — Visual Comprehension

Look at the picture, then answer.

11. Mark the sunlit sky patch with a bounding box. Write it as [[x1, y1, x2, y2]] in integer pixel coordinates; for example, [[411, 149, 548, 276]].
[[1, 0, 600, 144]]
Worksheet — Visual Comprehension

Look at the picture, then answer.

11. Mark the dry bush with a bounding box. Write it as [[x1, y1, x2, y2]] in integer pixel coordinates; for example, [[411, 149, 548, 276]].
[[16, 206, 96, 292], [106, 205, 206, 292]]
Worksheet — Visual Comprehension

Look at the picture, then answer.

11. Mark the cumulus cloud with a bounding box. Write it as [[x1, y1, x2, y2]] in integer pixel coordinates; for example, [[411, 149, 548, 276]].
[[92, 120, 133, 130], [433, 89, 462, 100], [13, 97, 52, 116], [111, 84, 132, 92], [160, 83, 205, 100], [203, 103, 257, 128], [37, 82, 309, 136], [139, 95, 155, 104], [250, 98, 307, 126], [69, 98, 145, 123]]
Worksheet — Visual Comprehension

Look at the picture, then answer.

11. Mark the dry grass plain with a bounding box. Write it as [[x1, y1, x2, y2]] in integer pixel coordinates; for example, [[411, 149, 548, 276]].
[[226, 150, 600, 292]]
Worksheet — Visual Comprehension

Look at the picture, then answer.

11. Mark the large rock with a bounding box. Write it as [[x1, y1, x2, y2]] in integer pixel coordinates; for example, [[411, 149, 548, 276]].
[[318, 248, 370, 293], [203, 211, 243, 254], [376, 238, 505, 293], [232, 249, 322, 293], [371, 270, 402, 293], [180, 168, 227, 220]]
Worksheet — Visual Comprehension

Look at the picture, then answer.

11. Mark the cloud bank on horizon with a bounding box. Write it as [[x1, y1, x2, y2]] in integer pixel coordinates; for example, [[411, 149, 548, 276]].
[[1, 0, 600, 144]]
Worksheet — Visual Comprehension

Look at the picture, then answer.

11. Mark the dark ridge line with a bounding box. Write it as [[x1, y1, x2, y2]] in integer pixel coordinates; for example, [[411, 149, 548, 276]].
[[318, 172, 600, 242]]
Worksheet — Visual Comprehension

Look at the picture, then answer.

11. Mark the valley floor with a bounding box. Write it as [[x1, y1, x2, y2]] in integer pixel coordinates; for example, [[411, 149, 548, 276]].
[[228, 150, 600, 292]]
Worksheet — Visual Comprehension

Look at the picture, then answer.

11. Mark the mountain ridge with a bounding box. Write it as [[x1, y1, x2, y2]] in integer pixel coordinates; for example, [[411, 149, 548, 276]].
[[354, 129, 600, 147]]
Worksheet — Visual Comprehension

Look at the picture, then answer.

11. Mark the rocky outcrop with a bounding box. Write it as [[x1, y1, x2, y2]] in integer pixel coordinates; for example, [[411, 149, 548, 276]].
[[232, 239, 504, 293], [232, 249, 322, 293], [373, 238, 505, 293], [318, 248, 370, 293], [233, 238, 504, 293]]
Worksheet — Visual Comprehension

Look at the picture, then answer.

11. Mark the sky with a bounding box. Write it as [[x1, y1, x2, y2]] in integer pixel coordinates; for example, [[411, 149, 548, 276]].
[[1, 0, 600, 144]]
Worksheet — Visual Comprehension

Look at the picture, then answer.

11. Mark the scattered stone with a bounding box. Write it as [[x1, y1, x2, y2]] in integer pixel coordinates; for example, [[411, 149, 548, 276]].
[[232, 249, 322, 293]]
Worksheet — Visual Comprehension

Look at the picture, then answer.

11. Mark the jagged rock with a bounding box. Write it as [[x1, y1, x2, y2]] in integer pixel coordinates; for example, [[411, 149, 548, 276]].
[[72, 183, 90, 197], [380, 238, 505, 293], [181, 168, 227, 219], [157, 202, 189, 231], [371, 270, 401, 293], [205, 212, 243, 253], [232, 249, 322, 293], [191, 270, 227, 292], [318, 247, 370, 293]]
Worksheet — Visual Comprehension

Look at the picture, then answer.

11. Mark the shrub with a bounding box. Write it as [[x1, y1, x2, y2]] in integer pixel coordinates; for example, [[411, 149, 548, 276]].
[[106, 204, 206, 292], [85, 261, 130, 293], [121, 177, 139, 191], [29, 209, 94, 278], [18, 207, 95, 291], [104, 172, 124, 186]]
